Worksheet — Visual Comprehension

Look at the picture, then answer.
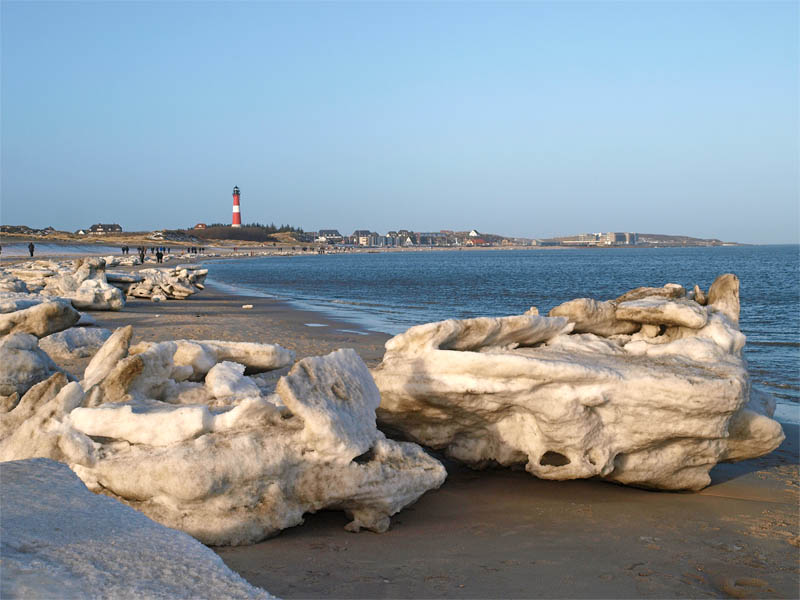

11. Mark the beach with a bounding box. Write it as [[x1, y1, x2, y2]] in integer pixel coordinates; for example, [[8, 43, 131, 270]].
[[5, 0, 797, 596], [73, 280, 800, 599], [83, 282, 390, 369], [217, 440, 798, 599]]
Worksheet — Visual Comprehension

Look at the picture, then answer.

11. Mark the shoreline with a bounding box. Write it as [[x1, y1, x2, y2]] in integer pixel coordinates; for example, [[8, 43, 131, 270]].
[[5, 263, 798, 598], [39, 276, 390, 405], [81, 283, 799, 599], [198, 256, 800, 425], [0, 238, 761, 261], [10, 246, 796, 423], [216, 427, 798, 599], [203, 275, 404, 338], [86, 281, 391, 370]]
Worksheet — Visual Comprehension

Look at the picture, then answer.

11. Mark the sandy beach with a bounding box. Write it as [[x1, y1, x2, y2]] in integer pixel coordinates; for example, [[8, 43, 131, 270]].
[[66, 280, 799, 599], [216, 441, 798, 599], [84, 282, 390, 368], [5, 0, 798, 596]]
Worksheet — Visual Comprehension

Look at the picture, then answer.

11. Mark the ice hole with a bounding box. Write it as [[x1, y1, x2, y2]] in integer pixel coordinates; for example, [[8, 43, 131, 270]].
[[540, 451, 571, 467], [352, 447, 375, 464]]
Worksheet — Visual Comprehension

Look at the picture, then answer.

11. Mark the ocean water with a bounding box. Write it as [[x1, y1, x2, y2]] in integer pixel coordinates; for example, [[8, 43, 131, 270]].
[[205, 245, 800, 422]]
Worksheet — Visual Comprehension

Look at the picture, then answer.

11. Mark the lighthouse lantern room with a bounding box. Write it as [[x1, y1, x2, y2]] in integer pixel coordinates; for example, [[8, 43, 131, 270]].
[[232, 186, 242, 227]]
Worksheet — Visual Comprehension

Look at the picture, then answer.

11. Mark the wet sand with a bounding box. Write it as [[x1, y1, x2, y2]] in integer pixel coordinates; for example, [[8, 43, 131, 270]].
[[213, 432, 798, 599], [85, 283, 390, 368], [83, 282, 799, 599]]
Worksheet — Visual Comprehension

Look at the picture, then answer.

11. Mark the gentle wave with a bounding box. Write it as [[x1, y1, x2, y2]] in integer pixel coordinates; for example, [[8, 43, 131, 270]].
[[330, 299, 394, 309], [330, 298, 429, 311], [204, 278, 277, 299], [754, 381, 800, 392]]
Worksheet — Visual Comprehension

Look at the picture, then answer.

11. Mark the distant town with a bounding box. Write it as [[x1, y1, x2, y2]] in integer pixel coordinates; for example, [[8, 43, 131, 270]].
[[0, 223, 738, 248], [0, 186, 739, 248]]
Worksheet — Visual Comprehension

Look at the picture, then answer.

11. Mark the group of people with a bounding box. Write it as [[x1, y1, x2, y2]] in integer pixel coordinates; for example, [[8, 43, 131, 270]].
[[133, 246, 169, 264], [123, 245, 169, 256], [124, 246, 171, 264], [8, 243, 207, 264]]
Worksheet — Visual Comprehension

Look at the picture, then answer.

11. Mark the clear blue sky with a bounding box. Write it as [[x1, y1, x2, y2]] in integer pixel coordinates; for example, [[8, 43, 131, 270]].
[[2, 1, 797, 243]]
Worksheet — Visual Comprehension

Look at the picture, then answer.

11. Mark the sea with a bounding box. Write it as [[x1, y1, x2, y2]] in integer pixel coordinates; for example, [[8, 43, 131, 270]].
[[205, 245, 800, 423]]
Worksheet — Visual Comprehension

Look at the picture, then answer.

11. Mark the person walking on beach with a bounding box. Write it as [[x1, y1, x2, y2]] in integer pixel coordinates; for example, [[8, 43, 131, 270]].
[[156, 250, 163, 263], [138, 247, 146, 264], [28, 242, 35, 257]]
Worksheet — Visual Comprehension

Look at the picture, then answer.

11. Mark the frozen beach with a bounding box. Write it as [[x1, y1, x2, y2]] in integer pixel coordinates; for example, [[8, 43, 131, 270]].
[[80, 281, 800, 598], [0, 256, 797, 598]]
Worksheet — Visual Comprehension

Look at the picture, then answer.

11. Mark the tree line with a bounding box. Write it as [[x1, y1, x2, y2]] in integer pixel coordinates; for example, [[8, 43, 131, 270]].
[[189, 223, 304, 242]]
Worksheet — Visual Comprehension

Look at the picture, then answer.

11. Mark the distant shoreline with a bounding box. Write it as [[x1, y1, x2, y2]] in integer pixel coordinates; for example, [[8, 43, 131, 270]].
[[0, 236, 755, 253], [0, 227, 754, 250]]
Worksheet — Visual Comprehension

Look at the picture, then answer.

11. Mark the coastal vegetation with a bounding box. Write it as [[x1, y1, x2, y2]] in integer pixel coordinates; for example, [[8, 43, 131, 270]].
[[188, 223, 304, 243]]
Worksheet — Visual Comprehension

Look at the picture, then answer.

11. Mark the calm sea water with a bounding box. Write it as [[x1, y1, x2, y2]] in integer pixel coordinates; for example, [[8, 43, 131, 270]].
[[205, 245, 800, 420]]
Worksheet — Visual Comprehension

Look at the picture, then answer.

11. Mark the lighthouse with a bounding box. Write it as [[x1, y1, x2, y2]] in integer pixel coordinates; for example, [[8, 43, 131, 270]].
[[232, 186, 242, 227]]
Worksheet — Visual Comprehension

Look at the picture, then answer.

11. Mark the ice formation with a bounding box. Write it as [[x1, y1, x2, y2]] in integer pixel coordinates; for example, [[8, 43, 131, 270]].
[[0, 323, 446, 545], [131, 338, 295, 380], [372, 274, 785, 491], [0, 258, 124, 311], [0, 334, 68, 400], [39, 326, 112, 359], [1, 458, 272, 598], [0, 259, 207, 310], [41, 257, 125, 310], [0, 299, 80, 338], [110, 265, 208, 300]]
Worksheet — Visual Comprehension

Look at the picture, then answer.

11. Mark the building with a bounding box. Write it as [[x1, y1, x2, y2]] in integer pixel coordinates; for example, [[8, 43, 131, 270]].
[[560, 232, 639, 246], [88, 223, 122, 235], [316, 229, 343, 244], [417, 232, 448, 246], [466, 237, 488, 246], [351, 230, 373, 246], [600, 232, 638, 245], [194, 223, 207, 230]]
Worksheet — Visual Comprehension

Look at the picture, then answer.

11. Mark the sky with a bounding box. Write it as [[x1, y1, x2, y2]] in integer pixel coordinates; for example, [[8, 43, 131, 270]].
[[1, 1, 797, 244]]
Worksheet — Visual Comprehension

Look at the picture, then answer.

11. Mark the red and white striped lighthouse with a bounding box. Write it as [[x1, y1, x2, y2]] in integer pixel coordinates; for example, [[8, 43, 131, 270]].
[[232, 186, 242, 227]]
